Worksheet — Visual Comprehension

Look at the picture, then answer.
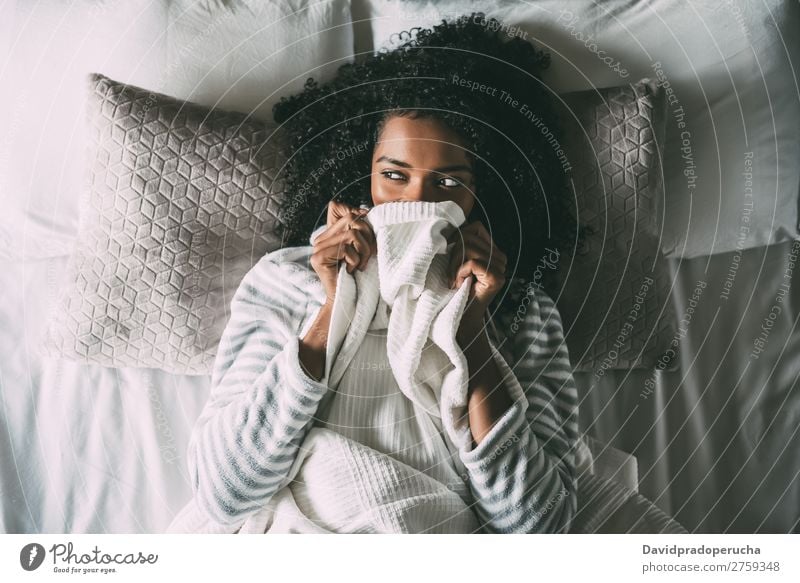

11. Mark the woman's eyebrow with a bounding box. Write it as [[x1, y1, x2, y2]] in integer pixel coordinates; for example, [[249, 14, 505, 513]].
[[375, 155, 473, 174], [375, 155, 412, 167]]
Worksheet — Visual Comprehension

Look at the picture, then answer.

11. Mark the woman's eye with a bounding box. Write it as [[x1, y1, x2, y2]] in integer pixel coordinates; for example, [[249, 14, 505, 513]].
[[381, 170, 406, 181], [439, 177, 461, 187]]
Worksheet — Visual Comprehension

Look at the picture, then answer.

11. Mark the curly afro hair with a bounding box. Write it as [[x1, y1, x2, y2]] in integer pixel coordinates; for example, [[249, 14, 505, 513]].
[[272, 13, 582, 322]]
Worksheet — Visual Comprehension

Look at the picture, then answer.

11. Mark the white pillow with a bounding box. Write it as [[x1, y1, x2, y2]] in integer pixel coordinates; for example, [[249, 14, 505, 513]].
[[0, 0, 354, 260], [164, 0, 354, 121], [40, 73, 290, 374], [0, 0, 168, 260], [357, 0, 800, 258]]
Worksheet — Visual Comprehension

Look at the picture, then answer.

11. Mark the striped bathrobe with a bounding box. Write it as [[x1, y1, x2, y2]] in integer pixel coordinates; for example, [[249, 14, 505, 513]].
[[185, 242, 580, 534]]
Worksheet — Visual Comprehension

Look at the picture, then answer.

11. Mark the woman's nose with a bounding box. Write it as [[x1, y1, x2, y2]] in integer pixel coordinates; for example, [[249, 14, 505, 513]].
[[402, 179, 438, 203]]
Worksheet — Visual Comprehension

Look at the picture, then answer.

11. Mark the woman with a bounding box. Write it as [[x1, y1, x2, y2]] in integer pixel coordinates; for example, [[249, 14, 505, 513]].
[[170, 14, 584, 534]]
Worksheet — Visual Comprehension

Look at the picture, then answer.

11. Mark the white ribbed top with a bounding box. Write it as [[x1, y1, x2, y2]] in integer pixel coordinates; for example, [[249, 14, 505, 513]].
[[313, 294, 473, 506]]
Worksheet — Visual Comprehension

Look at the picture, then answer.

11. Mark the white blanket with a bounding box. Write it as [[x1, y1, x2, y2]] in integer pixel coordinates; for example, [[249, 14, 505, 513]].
[[168, 426, 483, 533], [245, 428, 482, 533], [260, 200, 486, 533], [167, 428, 683, 534]]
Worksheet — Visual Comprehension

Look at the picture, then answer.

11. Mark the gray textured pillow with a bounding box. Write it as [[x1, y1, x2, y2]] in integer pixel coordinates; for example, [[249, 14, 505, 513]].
[[41, 72, 673, 375], [41, 73, 288, 374], [552, 78, 676, 371]]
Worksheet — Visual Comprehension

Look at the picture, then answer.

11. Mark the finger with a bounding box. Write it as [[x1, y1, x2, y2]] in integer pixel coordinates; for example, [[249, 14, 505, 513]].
[[316, 209, 362, 245], [465, 223, 502, 269], [455, 261, 506, 298], [326, 229, 370, 261], [346, 229, 372, 270], [461, 227, 507, 271], [453, 259, 487, 289], [340, 227, 372, 270], [339, 212, 376, 253], [453, 234, 503, 278], [460, 231, 492, 260], [499, 258, 508, 276], [466, 222, 503, 260], [448, 238, 465, 285], [325, 201, 345, 229], [319, 230, 370, 272], [338, 208, 370, 234], [330, 200, 363, 225], [313, 239, 360, 275], [332, 240, 362, 274], [340, 244, 361, 274], [326, 200, 357, 224], [349, 218, 378, 259], [469, 220, 493, 246], [455, 223, 492, 254], [455, 258, 505, 286]]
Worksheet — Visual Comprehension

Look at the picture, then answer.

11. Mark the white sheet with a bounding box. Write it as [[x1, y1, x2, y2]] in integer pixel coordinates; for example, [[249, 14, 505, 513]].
[[0, 257, 208, 533], [574, 239, 800, 532]]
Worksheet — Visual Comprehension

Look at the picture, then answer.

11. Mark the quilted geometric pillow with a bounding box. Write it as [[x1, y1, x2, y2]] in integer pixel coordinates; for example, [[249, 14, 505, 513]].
[[550, 78, 677, 371], [41, 73, 289, 375]]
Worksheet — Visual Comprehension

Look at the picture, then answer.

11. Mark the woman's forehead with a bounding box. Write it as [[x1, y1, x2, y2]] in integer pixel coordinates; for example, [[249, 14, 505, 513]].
[[373, 116, 472, 168]]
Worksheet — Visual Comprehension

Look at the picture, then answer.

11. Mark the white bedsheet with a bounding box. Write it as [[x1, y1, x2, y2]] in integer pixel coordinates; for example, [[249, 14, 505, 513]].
[[0, 257, 208, 533], [2, 239, 799, 533], [574, 240, 800, 533]]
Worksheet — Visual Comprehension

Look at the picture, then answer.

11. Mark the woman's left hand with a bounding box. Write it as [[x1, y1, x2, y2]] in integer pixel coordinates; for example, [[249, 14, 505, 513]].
[[447, 220, 507, 320]]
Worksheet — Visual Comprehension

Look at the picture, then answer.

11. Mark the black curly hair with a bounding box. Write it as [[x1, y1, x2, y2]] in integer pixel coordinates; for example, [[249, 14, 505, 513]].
[[272, 13, 582, 323]]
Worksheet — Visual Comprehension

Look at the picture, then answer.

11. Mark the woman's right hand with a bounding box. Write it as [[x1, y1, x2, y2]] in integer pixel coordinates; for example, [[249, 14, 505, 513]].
[[310, 200, 377, 302]]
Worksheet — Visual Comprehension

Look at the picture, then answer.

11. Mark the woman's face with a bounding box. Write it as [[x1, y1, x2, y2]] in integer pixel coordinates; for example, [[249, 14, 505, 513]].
[[370, 115, 476, 218]]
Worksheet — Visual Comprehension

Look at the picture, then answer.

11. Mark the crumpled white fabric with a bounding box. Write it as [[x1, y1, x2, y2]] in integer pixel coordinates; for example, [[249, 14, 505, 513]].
[[242, 427, 483, 533], [319, 200, 482, 454], [243, 200, 487, 534]]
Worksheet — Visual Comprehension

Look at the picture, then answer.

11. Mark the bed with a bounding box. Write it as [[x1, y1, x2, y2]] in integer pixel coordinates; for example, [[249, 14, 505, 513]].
[[1, 0, 798, 534]]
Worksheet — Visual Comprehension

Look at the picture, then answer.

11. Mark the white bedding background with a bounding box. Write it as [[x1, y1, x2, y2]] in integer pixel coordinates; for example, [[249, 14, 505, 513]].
[[575, 240, 800, 532], [1, 0, 798, 533]]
